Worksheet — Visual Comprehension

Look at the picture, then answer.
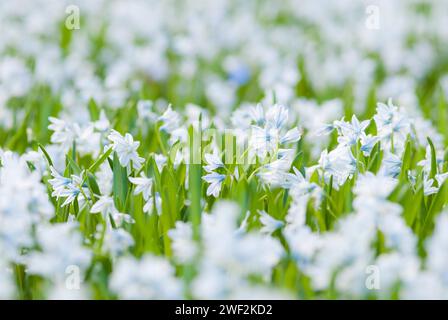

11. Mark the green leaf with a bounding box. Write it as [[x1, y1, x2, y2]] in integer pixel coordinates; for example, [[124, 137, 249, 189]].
[[427, 137, 438, 179], [66, 154, 81, 175], [89, 148, 113, 173], [188, 125, 202, 238], [38, 143, 54, 167], [86, 171, 101, 197], [112, 152, 129, 211], [421, 181, 448, 237], [399, 137, 413, 184], [88, 98, 100, 121]]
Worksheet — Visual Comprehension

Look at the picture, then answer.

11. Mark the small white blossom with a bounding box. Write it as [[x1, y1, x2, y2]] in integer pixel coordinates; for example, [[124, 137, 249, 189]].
[[108, 130, 144, 169], [258, 210, 284, 234], [129, 172, 153, 201]]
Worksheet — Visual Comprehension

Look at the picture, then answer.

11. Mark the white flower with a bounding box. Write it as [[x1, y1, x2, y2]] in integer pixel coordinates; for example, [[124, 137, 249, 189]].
[[374, 98, 397, 127], [374, 99, 410, 154], [90, 196, 116, 216], [154, 154, 167, 172], [0, 258, 14, 299], [248, 104, 298, 158], [48, 167, 86, 207], [91, 196, 134, 225], [435, 172, 448, 186], [318, 146, 357, 186], [258, 210, 284, 234], [280, 127, 302, 144], [285, 226, 321, 270], [417, 148, 430, 173], [168, 221, 198, 264], [94, 110, 111, 132], [200, 201, 284, 280], [103, 229, 134, 257], [143, 192, 162, 216], [381, 153, 402, 178], [360, 134, 379, 156], [335, 115, 370, 146], [202, 172, 226, 197], [108, 130, 144, 169], [426, 213, 448, 284], [158, 105, 181, 133], [250, 126, 280, 157], [48, 117, 76, 150], [110, 212, 136, 225], [265, 104, 289, 129], [204, 153, 224, 173], [137, 100, 157, 122], [26, 223, 91, 280], [354, 172, 397, 199], [249, 103, 265, 125], [257, 158, 292, 187], [129, 172, 153, 201], [316, 123, 335, 136], [110, 255, 182, 299], [0, 152, 53, 261], [423, 178, 439, 196], [96, 162, 113, 195], [143, 198, 154, 214], [48, 166, 71, 191], [284, 167, 318, 194], [48, 117, 101, 156]]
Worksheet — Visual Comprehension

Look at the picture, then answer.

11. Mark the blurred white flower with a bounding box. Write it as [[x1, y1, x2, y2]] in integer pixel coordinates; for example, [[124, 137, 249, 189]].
[[26, 223, 91, 281], [423, 178, 439, 196], [110, 255, 183, 299], [168, 221, 198, 264], [258, 210, 284, 234], [158, 105, 181, 133]]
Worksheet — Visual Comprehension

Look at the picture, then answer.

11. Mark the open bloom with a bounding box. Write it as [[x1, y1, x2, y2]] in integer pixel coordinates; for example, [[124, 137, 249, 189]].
[[110, 255, 182, 299], [91, 196, 134, 226], [204, 153, 224, 173], [317, 146, 357, 187], [129, 172, 158, 215], [249, 109, 301, 158], [334, 115, 370, 147], [374, 99, 410, 154], [48, 167, 86, 207], [48, 117, 77, 150], [423, 178, 439, 196], [142, 193, 160, 215], [259, 210, 284, 234], [108, 130, 144, 169], [202, 172, 226, 197], [360, 134, 379, 156], [129, 172, 153, 201], [158, 105, 181, 133]]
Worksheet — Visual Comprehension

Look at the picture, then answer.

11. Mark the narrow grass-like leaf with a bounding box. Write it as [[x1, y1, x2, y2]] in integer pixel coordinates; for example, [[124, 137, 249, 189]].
[[88, 147, 112, 173], [38, 143, 54, 167]]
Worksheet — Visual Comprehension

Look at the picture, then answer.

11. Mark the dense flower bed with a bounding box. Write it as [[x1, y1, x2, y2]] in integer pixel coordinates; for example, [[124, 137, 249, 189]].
[[0, 0, 447, 299]]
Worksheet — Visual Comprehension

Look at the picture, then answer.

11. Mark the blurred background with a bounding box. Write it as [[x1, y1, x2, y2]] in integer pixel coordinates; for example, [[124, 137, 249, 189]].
[[0, 0, 447, 149]]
